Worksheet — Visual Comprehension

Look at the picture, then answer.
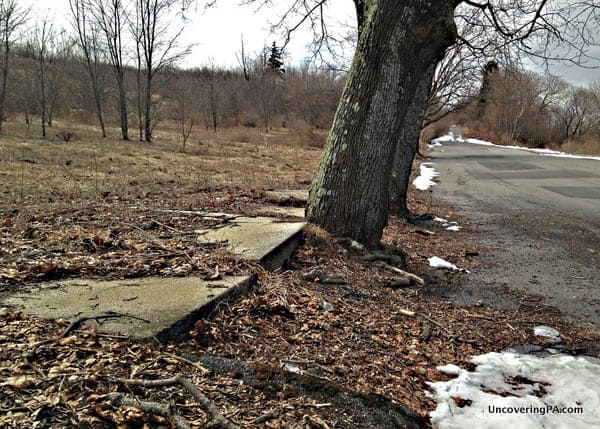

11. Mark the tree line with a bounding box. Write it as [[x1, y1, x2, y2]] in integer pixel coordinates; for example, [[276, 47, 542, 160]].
[[0, 0, 343, 143], [0, 0, 597, 154]]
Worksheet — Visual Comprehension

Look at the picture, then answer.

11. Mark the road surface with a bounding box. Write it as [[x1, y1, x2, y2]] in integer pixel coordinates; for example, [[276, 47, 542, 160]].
[[428, 139, 600, 327]]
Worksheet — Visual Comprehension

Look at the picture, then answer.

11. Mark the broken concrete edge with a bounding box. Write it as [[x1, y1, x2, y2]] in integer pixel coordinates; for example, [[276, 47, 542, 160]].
[[259, 228, 304, 271], [153, 273, 257, 342]]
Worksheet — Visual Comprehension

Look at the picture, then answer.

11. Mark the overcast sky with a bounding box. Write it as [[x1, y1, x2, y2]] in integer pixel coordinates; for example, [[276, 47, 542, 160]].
[[21, 0, 600, 86]]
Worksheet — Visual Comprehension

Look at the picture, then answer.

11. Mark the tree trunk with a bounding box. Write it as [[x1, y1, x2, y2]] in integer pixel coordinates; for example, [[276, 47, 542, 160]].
[[39, 56, 47, 139], [0, 30, 9, 134], [306, 0, 457, 247], [91, 78, 107, 138], [144, 73, 152, 142], [388, 64, 436, 217], [117, 73, 129, 140]]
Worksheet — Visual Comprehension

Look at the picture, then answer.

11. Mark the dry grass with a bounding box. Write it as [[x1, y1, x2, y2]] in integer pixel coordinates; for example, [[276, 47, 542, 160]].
[[558, 137, 600, 156], [0, 118, 323, 214]]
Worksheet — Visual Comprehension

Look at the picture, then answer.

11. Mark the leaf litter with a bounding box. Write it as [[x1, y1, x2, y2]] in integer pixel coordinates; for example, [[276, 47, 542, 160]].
[[1, 189, 599, 428]]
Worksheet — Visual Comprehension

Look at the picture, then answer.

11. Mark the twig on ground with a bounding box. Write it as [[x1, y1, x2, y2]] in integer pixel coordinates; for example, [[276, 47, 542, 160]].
[[382, 264, 426, 286], [110, 374, 240, 429], [23, 312, 147, 378], [163, 352, 210, 375], [108, 393, 190, 429], [127, 223, 194, 263]]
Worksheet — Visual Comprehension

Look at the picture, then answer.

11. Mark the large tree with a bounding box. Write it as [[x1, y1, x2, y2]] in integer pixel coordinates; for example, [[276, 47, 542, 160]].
[[253, 0, 598, 247], [305, 1, 459, 246]]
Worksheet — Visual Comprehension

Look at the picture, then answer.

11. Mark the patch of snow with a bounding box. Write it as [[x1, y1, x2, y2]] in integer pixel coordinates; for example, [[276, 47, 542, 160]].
[[433, 133, 600, 160], [413, 163, 440, 191], [427, 352, 600, 429], [534, 326, 560, 340], [432, 135, 455, 144], [283, 363, 302, 374], [433, 216, 462, 232], [437, 364, 463, 376], [428, 256, 459, 271]]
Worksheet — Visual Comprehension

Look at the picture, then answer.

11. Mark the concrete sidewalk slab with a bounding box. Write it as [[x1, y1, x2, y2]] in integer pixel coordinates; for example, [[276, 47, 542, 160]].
[[256, 205, 305, 218], [197, 216, 305, 271], [4, 276, 252, 341], [2, 211, 306, 340]]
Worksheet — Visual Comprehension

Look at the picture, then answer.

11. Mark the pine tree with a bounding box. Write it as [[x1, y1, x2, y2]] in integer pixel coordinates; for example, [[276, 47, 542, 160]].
[[266, 42, 285, 75]]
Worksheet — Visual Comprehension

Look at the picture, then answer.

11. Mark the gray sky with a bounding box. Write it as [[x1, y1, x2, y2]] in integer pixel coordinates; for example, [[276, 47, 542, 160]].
[[23, 0, 600, 85]]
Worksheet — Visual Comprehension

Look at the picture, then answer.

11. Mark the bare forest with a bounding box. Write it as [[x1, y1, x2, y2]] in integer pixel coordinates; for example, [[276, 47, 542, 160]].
[[0, 1, 596, 156]]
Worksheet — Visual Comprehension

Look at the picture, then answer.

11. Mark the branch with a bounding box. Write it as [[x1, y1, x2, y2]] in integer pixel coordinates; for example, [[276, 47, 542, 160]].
[[110, 374, 240, 429]]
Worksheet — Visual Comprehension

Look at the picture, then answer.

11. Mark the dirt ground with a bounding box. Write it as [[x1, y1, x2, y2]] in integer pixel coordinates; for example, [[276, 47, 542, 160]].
[[1, 124, 599, 428]]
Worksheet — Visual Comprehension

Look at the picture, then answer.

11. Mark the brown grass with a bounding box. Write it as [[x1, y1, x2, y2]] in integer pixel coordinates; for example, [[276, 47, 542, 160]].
[[558, 137, 600, 156], [0, 118, 323, 213]]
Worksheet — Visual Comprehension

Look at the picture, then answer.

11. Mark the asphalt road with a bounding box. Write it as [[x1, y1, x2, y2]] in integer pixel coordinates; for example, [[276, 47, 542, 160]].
[[428, 139, 600, 327]]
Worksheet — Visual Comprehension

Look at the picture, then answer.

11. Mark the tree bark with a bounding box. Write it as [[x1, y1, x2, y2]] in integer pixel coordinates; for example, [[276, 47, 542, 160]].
[[117, 74, 129, 140], [306, 0, 457, 247], [388, 63, 436, 217], [0, 23, 10, 134], [144, 73, 152, 142]]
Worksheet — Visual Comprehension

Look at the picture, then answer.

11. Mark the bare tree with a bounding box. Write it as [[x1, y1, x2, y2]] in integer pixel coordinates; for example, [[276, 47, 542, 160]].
[[29, 17, 54, 138], [0, 0, 28, 133], [236, 35, 251, 82], [69, 0, 107, 138], [171, 70, 197, 151], [91, 0, 129, 140], [132, 0, 191, 142], [554, 85, 600, 141]]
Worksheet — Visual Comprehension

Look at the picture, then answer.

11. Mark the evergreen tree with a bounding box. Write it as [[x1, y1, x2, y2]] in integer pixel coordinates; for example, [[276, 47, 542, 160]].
[[266, 42, 285, 75]]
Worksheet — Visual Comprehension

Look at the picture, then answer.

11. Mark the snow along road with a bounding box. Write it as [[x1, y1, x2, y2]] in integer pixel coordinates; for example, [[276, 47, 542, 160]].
[[426, 135, 600, 327]]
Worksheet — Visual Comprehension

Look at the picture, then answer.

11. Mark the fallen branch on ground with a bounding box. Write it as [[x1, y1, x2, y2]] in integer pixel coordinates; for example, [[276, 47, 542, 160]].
[[108, 393, 190, 429], [381, 264, 425, 286], [110, 374, 240, 429]]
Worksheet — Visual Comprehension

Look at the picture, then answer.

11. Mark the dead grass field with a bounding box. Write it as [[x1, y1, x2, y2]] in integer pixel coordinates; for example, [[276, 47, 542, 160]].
[[0, 118, 324, 215]]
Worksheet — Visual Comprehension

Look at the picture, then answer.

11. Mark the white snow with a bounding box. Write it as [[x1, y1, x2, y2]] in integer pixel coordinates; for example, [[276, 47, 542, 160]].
[[534, 326, 561, 340], [413, 163, 440, 190], [437, 364, 463, 376], [431, 133, 600, 161], [283, 363, 302, 374], [431, 135, 456, 144], [427, 352, 600, 429], [433, 216, 462, 232], [428, 256, 459, 271]]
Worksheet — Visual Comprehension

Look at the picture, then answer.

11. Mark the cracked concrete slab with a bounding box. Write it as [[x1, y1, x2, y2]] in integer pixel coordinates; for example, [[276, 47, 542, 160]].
[[4, 276, 253, 341], [2, 211, 306, 340], [197, 216, 305, 270]]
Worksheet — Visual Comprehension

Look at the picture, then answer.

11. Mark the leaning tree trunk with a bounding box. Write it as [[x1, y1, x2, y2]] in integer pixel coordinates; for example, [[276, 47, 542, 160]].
[[388, 63, 436, 217], [306, 0, 457, 247]]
